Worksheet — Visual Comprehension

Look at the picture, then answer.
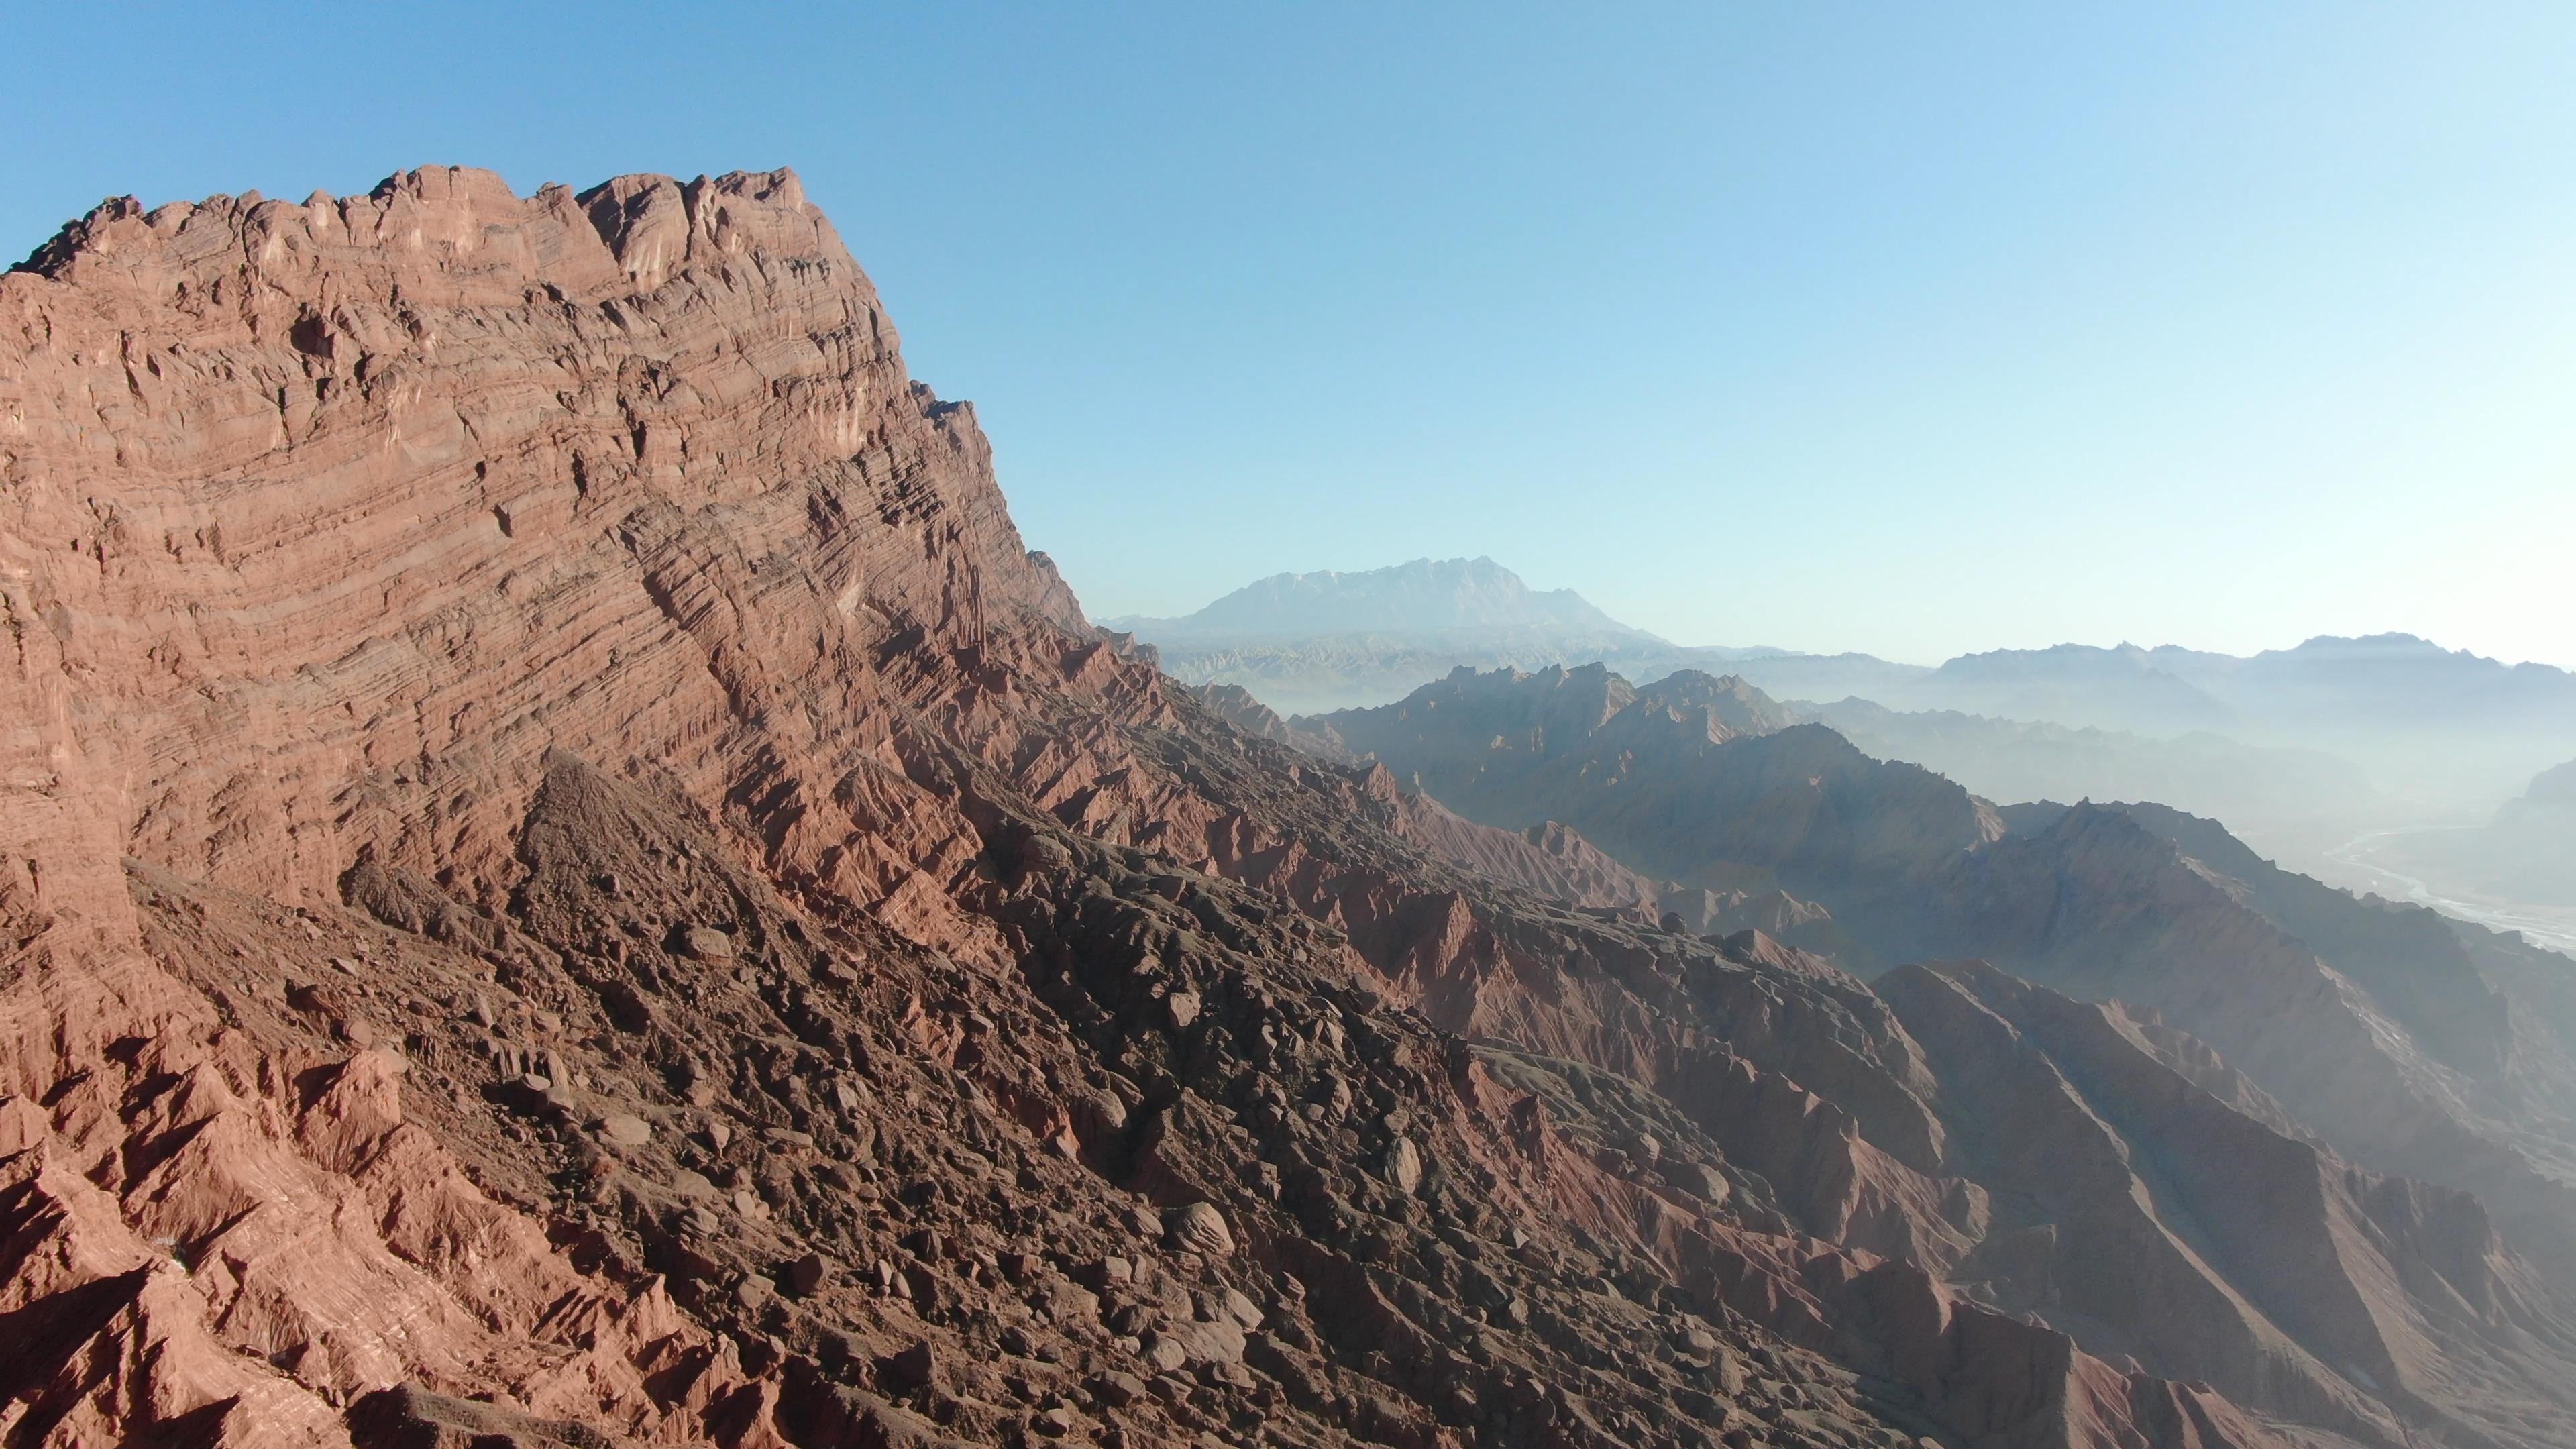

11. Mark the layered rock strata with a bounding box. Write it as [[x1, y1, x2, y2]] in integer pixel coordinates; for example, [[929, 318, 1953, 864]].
[[4, 168, 2558, 1449]]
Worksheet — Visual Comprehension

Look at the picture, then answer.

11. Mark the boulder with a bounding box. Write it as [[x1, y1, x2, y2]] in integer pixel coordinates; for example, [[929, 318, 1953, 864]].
[[1165, 1202, 1234, 1255], [679, 926, 737, 960]]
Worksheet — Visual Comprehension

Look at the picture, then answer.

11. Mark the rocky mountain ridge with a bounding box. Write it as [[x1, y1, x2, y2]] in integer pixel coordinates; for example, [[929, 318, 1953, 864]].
[[1805, 700, 2378, 845], [1915, 637, 2576, 808], [1303, 665, 2576, 1444], [1133, 566, 2576, 850], [3, 166, 2567, 1449]]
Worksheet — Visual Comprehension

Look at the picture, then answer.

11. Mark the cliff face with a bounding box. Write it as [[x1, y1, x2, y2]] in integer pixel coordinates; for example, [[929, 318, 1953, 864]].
[[3, 166, 1078, 929], [0, 165, 1092, 1448], [0, 167, 2555, 1449]]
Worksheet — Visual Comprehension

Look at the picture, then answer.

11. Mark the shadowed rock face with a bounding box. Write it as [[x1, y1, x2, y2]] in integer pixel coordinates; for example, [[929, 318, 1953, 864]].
[[0, 167, 2556, 1449]]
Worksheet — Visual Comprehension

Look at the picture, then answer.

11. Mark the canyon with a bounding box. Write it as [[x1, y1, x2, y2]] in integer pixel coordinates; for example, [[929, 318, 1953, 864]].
[[3, 166, 2572, 1449]]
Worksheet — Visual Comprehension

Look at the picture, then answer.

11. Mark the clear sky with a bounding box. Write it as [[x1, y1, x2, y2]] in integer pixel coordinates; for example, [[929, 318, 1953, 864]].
[[12, 3, 2575, 666]]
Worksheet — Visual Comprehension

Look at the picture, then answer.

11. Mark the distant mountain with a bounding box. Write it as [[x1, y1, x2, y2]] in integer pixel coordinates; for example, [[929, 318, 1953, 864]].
[[1893, 642, 2237, 737], [2159, 633, 2576, 735], [1888, 634, 2576, 807], [1109, 555, 1649, 639], [1110, 557, 1927, 715], [1723, 650, 1940, 704], [2368, 758, 2576, 909], [1807, 697, 2379, 844], [1303, 665, 2003, 921], [2512, 758, 2576, 817], [1299, 665, 2576, 1318], [1133, 561, 2576, 893]]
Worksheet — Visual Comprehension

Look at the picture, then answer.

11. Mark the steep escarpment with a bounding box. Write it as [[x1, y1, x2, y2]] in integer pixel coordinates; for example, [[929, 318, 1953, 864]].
[[0, 166, 2553, 1449], [3, 166, 1078, 929]]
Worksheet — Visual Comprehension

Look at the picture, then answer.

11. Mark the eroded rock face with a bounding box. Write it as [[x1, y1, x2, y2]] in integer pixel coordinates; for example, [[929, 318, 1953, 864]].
[[2, 165, 1081, 929], [0, 166, 2538, 1449]]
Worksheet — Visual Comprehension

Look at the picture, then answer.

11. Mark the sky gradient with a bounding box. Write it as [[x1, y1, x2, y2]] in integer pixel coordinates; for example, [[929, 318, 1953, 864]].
[[12, 3, 2573, 666]]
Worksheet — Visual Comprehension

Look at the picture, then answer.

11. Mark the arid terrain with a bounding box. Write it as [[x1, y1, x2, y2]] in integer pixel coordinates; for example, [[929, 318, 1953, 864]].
[[5, 167, 2575, 1449]]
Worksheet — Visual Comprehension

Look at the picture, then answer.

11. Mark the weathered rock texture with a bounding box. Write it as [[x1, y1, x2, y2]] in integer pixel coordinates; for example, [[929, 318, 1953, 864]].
[[1, 166, 2561, 1449]]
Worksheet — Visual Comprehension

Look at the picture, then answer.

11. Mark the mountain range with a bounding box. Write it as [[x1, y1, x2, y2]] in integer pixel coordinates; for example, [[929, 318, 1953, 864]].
[[1287, 663, 2576, 1445], [5, 165, 2575, 1449], [1908, 637, 2576, 807], [1107, 558, 1919, 717], [1121, 560, 2576, 876]]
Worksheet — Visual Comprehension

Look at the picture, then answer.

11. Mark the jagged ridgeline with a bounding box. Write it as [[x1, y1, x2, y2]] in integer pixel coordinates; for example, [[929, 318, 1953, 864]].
[[3, 168, 2571, 1449]]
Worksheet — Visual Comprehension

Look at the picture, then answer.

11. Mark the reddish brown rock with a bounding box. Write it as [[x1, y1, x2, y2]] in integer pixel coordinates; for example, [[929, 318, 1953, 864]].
[[0, 164, 2510, 1449]]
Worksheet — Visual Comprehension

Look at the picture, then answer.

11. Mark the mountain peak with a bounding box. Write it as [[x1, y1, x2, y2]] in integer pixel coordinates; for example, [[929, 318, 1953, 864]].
[[14, 166, 849, 288], [1112, 556, 1653, 640]]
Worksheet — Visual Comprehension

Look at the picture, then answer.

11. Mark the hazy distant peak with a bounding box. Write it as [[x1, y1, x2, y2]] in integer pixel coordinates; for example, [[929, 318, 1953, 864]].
[[2271, 632, 2449, 658], [1111, 556, 1652, 640], [1946, 641, 2169, 668], [2521, 758, 2576, 806]]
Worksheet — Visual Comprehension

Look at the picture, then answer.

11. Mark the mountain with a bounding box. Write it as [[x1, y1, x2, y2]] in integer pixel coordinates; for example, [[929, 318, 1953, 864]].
[[1892, 635, 2576, 810], [2157, 633, 2576, 740], [1807, 698, 2381, 845], [1308, 670, 2576, 1433], [1122, 570, 2576, 924], [1142, 561, 2576, 830], [1111, 558, 1928, 715], [6, 164, 2573, 1449], [2504, 759, 2576, 839], [1893, 643, 2238, 737], [1306, 672, 2576, 1294], [2359, 759, 2576, 911], [1112, 557, 1650, 639]]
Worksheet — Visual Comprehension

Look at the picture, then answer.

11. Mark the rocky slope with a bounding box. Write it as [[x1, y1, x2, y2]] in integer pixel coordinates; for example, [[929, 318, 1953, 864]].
[[0, 166, 2559, 1449], [1309, 667, 2576, 1444], [1877, 961, 2576, 1449]]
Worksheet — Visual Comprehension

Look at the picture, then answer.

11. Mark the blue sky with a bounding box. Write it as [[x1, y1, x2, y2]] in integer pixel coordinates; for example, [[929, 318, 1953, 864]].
[[12, 3, 2574, 665]]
